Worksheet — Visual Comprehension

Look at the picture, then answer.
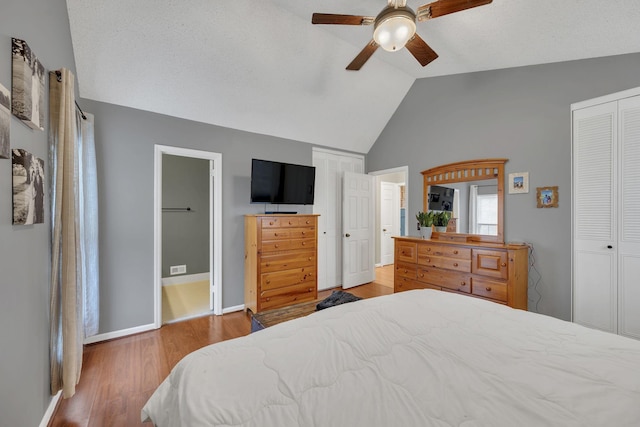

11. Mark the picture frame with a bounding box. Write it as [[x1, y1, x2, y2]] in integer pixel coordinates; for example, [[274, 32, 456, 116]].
[[0, 83, 9, 159], [11, 38, 45, 131], [12, 148, 45, 224], [508, 172, 529, 194], [537, 186, 558, 208]]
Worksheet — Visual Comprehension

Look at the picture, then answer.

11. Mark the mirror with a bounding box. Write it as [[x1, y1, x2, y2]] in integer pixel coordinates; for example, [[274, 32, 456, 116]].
[[422, 159, 506, 243]]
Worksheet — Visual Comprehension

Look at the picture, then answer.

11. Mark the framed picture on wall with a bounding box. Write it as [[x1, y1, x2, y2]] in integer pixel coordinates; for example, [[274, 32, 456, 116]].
[[537, 186, 558, 208], [0, 83, 9, 159], [11, 38, 46, 131], [508, 172, 529, 194], [12, 148, 45, 224]]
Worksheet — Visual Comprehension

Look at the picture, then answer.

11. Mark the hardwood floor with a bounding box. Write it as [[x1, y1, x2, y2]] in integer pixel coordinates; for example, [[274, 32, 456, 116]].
[[50, 270, 393, 427]]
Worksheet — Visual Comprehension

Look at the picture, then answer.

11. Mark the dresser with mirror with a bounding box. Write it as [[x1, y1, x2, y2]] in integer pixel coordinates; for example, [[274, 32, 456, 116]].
[[394, 159, 529, 309]]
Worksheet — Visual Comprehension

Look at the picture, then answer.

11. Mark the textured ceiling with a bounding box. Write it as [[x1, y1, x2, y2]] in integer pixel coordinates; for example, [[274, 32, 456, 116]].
[[66, 0, 640, 153]]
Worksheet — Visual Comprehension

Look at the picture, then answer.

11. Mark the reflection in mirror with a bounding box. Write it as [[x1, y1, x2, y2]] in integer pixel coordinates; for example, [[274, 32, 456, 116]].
[[429, 180, 498, 236], [421, 159, 506, 243]]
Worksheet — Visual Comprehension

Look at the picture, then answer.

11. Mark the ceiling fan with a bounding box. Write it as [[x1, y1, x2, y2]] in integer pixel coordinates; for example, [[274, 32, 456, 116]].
[[312, 0, 492, 70]]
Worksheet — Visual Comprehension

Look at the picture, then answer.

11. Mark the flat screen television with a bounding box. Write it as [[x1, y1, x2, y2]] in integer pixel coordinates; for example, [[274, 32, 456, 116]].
[[428, 185, 454, 212], [250, 159, 315, 205]]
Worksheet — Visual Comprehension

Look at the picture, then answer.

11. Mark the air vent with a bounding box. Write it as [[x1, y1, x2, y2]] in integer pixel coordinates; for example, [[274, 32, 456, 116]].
[[169, 265, 187, 275]]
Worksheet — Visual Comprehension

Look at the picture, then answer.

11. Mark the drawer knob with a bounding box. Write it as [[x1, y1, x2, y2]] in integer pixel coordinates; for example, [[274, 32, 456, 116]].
[[274, 244, 279, 248], [426, 258, 430, 262], [308, 257, 312, 261], [289, 221, 293, 225], [265, 263, 270, 267], [266, 280, 271, 284], [460, 281, 466, 286], [404, 269, 408, 273], [453, 250, 458, 254], [308, 287, 312, 292], [269, 221, 274, 225], [266, 297, 270, 301], [501, 262, 507, 267], [486, 287, 492, 291], [306, 220, 310, 224], [302, 242, 306, 246], [420, 273, 424, 278], [302, 231, 306, 235], [453, 263, 458, 267], [427, 248, 431, 252]]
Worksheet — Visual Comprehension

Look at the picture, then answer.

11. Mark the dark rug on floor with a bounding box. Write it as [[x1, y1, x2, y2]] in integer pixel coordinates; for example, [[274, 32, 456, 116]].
[[316, 291, 362, 311]]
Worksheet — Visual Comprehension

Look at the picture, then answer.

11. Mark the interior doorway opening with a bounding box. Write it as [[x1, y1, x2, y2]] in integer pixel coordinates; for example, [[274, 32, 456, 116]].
[[153, 145, 222, 328]]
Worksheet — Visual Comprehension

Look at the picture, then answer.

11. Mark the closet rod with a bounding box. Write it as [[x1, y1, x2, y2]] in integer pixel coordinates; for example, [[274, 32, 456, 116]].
[[162, 207, 193, 212]]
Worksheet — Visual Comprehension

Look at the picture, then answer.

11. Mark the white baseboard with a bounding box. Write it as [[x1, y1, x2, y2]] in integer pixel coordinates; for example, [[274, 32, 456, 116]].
[[83, 323, 157, 345], [222, 304, 244, 314], [162, 272, 209, 287], [39, 390, 62, 427]]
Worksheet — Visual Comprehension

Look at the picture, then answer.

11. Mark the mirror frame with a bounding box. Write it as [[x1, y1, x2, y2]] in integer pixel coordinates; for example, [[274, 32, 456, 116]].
[[422, 158, 506, 244]]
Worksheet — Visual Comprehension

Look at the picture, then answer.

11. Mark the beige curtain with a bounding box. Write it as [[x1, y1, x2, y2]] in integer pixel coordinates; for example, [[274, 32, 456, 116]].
[[49, 68, 83, 398]]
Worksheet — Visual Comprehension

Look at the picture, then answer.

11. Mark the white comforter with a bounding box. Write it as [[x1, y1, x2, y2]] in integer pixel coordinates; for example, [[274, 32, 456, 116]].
[[142, 290, 640, 426]]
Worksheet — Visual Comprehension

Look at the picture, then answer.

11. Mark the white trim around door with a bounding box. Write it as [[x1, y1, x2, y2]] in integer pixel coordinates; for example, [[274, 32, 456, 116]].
[[153, 145, 223, 329]]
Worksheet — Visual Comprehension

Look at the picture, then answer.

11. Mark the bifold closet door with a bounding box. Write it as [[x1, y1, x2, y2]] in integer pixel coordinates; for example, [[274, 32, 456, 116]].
[[617, 95, 640, 339], [572, 101, 617, 333]]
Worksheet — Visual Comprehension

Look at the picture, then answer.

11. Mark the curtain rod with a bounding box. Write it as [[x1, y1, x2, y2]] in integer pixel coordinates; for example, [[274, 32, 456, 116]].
[[54, 70, 87, 120]]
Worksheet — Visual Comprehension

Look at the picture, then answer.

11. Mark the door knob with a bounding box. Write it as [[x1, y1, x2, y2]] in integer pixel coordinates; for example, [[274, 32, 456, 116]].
[[607, 245, 613, 249], [383, 228, 387, 232], [345, 233, 351, 237]]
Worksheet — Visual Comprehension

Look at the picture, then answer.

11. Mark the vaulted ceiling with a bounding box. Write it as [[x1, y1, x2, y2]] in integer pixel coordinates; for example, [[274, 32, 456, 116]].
[[66, 0, 640, 153]]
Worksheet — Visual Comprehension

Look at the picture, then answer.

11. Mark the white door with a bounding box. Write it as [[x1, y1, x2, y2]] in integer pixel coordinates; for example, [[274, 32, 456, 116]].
[[380, 182, 399, 266], [342, 171, 375, 289], [617, 95, 640, 339], [572, 101, 617, 333], [313, 149, 364, 290]]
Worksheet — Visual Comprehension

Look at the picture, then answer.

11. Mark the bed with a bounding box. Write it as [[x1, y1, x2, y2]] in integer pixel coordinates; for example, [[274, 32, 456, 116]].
[[142, 290, 640, 426]]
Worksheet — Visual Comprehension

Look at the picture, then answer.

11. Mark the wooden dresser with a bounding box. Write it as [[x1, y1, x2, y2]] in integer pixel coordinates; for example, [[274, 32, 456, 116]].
[[244, 214, 319, 313], [394, 237, 528, 309]]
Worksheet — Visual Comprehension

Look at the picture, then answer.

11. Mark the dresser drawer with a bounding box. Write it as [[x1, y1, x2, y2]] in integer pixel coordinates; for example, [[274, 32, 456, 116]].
[[417, 267, 471, 293], [394, 277, 439, 293], [396, 241, 417, 263], [259, 282, 316, 310], [418, 243, 470, 260], [472, 249, 508, 279], [417, 254, 471, 273], [261, 229, 291, 240], [395, 262, 417, 279], [261, 216, 302, 228], [261, 267, 315, 291], [289, 227, 316, 239], [471, 277, 507, 302], [261, 251, 315, 273], [261, 240, 293, 252]]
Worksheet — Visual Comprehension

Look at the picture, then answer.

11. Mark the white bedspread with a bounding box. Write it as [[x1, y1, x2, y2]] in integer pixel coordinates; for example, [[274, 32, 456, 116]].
[[142, 290, 640, 426]]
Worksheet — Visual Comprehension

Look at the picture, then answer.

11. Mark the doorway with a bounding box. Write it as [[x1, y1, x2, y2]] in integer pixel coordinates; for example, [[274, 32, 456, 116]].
[[153, 145, 222, 328], [369, 166, 409, 267]]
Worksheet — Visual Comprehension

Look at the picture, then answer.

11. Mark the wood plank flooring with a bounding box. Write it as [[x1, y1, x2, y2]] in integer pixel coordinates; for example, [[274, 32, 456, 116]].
[[50, 266, 393, 426]]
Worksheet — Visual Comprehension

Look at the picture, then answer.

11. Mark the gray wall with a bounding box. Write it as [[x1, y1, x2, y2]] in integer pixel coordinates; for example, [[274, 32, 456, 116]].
[[162, 155, 210, 278], [0, 1, 77, 425], [367, 52, 640, 321], [82, 99, 313, 333]]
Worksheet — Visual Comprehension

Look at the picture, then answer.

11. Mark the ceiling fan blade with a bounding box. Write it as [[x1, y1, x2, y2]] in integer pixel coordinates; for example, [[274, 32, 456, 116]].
[[405, 34, 439, 67], [417, 0, 492, 21], [312, 13, 375, 25], [346, 40, 379, 71]]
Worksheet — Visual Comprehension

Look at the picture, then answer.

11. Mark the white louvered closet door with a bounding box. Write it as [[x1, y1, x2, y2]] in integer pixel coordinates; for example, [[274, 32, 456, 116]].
[[572, 101, 617, 333], [618, 96, 640, 339]]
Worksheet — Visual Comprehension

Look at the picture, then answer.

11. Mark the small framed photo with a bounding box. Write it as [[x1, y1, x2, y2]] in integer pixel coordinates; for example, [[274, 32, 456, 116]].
[[537, 186, 558, 208], [508, 172, 529, 194]]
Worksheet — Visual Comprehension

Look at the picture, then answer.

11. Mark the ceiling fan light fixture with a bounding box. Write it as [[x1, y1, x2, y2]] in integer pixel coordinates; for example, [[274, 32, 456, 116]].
[[373, 7, 416, 52]]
